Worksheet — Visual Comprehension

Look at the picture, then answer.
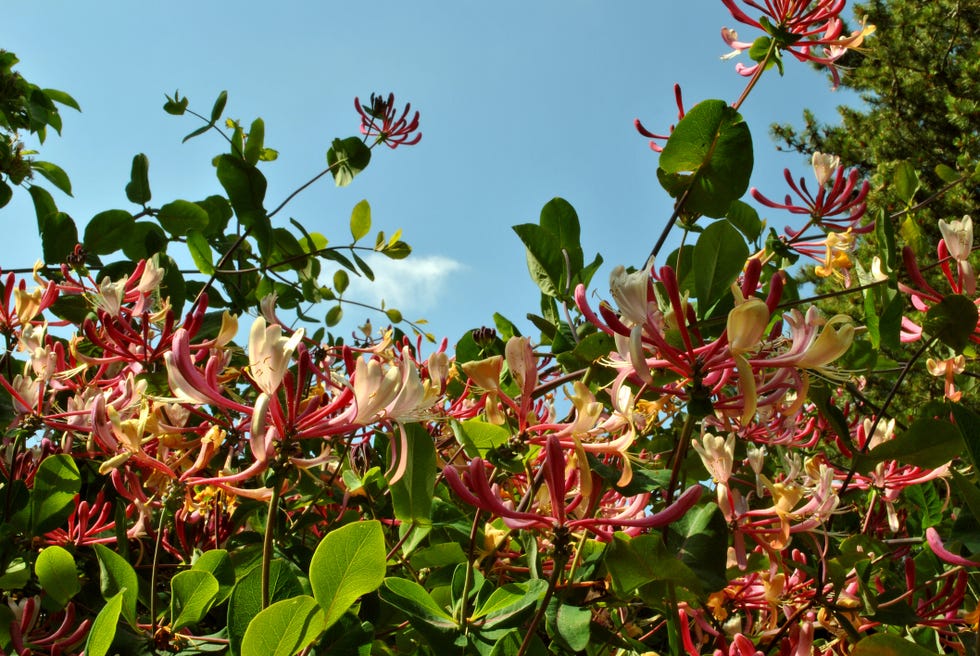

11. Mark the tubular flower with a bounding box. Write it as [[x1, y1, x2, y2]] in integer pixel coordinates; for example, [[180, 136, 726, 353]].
[[720, 0, 875, 87], [634, 84, 686, 152], [442, 435, 703, 541], [354, 92, 422, 149], [248, 316, 304, 396], [938, 215, 976, 296], [752, 154, 871, 235]]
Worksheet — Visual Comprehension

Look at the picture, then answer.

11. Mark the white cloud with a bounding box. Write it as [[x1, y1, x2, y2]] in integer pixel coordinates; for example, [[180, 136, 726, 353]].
[[342, 253, 464, 315]]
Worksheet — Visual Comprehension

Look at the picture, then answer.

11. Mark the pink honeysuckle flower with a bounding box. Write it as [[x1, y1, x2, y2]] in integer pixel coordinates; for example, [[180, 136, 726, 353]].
[[720, 0, 875, 88], [354, 92, 422, 149], [443, 434, 703, 540], [752, 158, 872, 236], [634, 84, 686, 153], [927, 355, 967, 402], [248, 316, 304, 396], [900, 245, 980, 344]]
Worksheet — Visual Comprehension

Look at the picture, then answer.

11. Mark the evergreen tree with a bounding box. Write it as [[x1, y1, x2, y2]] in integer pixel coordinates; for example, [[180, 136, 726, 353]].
[[773, 0, 980, 246]]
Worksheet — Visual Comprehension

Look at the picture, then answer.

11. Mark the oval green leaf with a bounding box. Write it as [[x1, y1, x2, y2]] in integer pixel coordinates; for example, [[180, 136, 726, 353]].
[[309, 520, 386, 630], [241, 595, 325, 656], [692, 220, 748, 316], [35, 546, 81, 608], [31, 454, 80, 535], [84, 210, 135, 255], [924, 294, 978, 352], [159, 199, 209, 236], [350, 199, 371, 241], [125, 153, 151, 204], [85, 591, 123, 656], [657, 99, 753, 218], [171, 570, 219, 630], [94, 542, 138, 626]]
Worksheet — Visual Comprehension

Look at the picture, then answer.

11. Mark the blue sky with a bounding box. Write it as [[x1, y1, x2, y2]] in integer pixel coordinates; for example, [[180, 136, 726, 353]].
[[4, 1, 857, 344]]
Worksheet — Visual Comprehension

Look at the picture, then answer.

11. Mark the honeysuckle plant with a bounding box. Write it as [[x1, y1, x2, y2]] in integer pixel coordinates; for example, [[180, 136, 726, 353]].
[[1, 1, 980, 654]]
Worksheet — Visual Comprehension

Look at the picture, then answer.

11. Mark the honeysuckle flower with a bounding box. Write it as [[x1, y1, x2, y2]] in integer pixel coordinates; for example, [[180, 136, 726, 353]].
[[752, 162, 871, 234], [927, 355, 966, 402], [811, 152, 839, 186], [443, 436, 704, 540], [609, 265, 652, 326], [692, 432, 736, 485], [721, 0, 874, 88], [634, 84, 686, 153], [812, 230, 855, 282], [727, 287, 770, 356], [926, 527, 980, 567], [939, 215, 973, 261], [248, 316, 304, 396], [938, 215, 976, 296], [354, 92, 422, 149]]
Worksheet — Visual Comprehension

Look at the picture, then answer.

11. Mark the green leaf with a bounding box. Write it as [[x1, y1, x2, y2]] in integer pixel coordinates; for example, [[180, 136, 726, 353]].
[[325, 305, 343, 327], [725, 200, 762, 242], [42, 88, 80, 111], [186, 230, 215, 275], [657, 99, 753, 218], [378, 577, 458, 631], [857, 419, 964, 471], [893, 160, 920, 204], [923, 294, 978, 352], [41, 212, 78, 264], [94, 543, 139, 626], [385, 308, 403, 323], [228, 560, 303, 656], [0, 558, 29, 589], [85, 591, 123, 656], [122, 222, 167, 260], [31, 454, 80, 535], [210, 90, 228, 123], [160, 254, 187, 318], [192, 549, 235, 604], [309, 520, 386, 630], [556, 603, 592, 652], [198, 195, 233, 237], [350, 199, 371, 240], [333, 269, 349, 294], [35, 546, 81, 608], [31, 161, 72, 196], [606, 533, 702, 595], [471, 579, 547, 627], [327, 137, 372, 187], [171, 570, 219, 630], [241, 595, 325, 656], [950, 403, 980, 472], [164, 91, 189, 115], [125, 153, 151, 204], [951, 470, 980, 525], [692, 220, 748, 315], [935, 163, 960, 184], [244, 118, 265, 166], [29, 185, 58, 232], [852, 633, 940, 655], [453, 419, 510, 458], [0, 180, 11, 208], [390, 423, 437, 525], [511, 198, 587, 300], [159, 199, 209, 237], [666, 502, 728, 592], [216, 154, 268, 230], [84, 210, 134, 255]]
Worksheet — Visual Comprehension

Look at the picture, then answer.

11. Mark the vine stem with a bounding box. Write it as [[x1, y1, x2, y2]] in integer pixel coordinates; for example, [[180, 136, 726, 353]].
[[149, 496, 173, 651], [837, 335, 937, 497], [261, 479, 283, 609], [516, 539, 570, 656], [666, 413, 698, 502]]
